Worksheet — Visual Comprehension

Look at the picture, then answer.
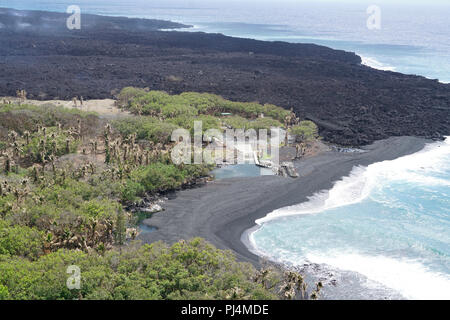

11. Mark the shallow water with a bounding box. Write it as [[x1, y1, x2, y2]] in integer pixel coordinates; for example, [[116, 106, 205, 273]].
[[212, 164, 273, 180], [139, 224, 157, 234]]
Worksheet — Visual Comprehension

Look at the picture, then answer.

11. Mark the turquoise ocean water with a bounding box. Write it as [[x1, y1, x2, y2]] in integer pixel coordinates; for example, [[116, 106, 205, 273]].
[[2, 0, 450, 299], [252, 138, 450, 299]]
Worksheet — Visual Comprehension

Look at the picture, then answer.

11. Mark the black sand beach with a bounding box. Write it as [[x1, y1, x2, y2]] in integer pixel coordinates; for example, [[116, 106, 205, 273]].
[[139, 136, 430, 265]]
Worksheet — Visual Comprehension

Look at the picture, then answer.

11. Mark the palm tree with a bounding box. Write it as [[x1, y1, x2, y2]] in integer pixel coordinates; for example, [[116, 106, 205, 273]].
[[40, 152, 47, 171], [2, 152, 12, 174], [65, 138, 71, 154], [8, 130, 18, 143], [23, 131, 30, 145], [310, 282, 323, 300], [145, 150, 150, 165], [32, 165, 39, 182], [21, 178, 29, 197], [123, 145, 128, 162], [50, 134, 57, 155], [60, 168, 66, 184], [12, 141, 22, 158], [49, 154, 56, 178], [114, 210, 126, 246]]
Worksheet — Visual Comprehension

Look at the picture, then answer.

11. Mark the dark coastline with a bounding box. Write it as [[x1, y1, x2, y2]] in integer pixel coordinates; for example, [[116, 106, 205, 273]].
[[139, 136, 431, 266], [1, 8, 449, 146]]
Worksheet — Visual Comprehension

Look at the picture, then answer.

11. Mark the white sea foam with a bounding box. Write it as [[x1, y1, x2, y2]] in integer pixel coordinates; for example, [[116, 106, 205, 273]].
[[360, 56, 396, 72], [256, 137, 450, 225], [256, 166, 373, 224], [305, 251, 450, 300], [247, 231, 450, 300], [250, 138, 450, 299]]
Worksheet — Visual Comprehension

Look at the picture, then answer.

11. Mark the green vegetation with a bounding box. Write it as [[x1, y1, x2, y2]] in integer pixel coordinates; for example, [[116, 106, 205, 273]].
[[112, 89, 300, 154], [115, 88, 294, 134], [118, 89, 291, 122], [223, 116, 283, 131], [0, 101, 210, 255], [123, 162, 210, 201], [0, 221, 43, 259], [112, 117, 178, 143], [289, 121, 319, 142], [0, 238, 322, 300], [0, 92, 321, 300], [0, 239, 279, 300]]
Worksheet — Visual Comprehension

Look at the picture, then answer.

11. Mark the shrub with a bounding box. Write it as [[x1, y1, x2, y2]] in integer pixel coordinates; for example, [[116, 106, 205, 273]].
[[122, 163, 210, 201], [0, 239, 278, 300], [113, 117, 178, 143], [121, 180, 146, 202], [0, 221, 44, 259], [289, 121, 319, 141], [223, 116, 283, 131], [116, 87, 147, 108], [117, 88, 290, 122], [167, 115, 221, 134]]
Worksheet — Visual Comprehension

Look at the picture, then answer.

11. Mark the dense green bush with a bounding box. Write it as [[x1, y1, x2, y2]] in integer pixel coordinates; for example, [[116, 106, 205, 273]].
[[124, 163, 210, 199], [223, 116, 283, 131], [289, 121, 319, 142], [117, 89, 291, 122], [0, 238, 277, 300], [113, 117, 178, 143], [116, 87, 147, 108], [0, 221, 44, 259], [167, 115, 221, 134]]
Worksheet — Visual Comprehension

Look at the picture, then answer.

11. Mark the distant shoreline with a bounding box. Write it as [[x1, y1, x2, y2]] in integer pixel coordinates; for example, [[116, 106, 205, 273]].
[[139, 136, 430, 266], [2, 7, 449, 146]]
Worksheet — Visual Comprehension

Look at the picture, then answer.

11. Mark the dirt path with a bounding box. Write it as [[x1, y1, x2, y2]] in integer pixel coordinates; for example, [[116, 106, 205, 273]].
[[1, 97, 131, 119]]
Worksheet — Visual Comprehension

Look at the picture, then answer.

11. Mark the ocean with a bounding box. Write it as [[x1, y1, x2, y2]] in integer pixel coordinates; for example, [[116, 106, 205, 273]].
[[2, 0, 450, 299], [251, 138, 450, 299]]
